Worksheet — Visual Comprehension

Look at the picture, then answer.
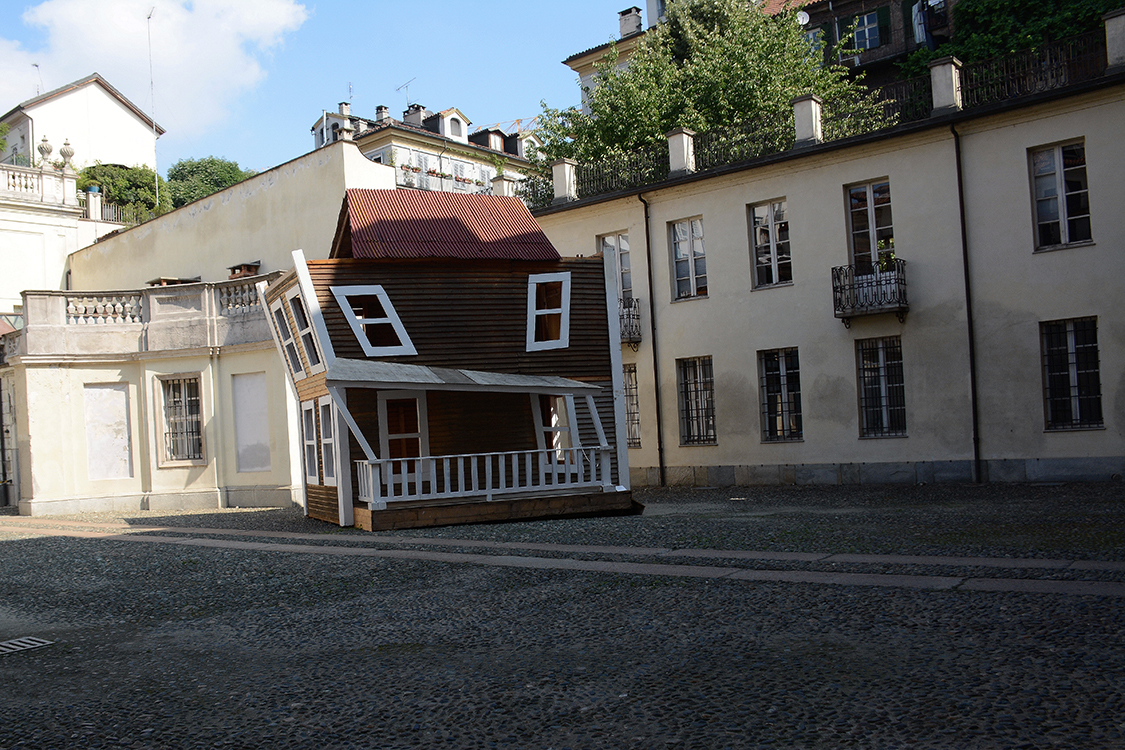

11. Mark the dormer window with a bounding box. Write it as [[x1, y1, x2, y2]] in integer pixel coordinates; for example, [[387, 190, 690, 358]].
[[526, 272, 571, 351], [331, 285, 417, 357], [450, 118, 462, 137]]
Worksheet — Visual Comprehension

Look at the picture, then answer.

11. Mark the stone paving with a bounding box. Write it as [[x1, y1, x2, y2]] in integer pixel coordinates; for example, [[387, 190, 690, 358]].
[[0, 483, 1122, 749]]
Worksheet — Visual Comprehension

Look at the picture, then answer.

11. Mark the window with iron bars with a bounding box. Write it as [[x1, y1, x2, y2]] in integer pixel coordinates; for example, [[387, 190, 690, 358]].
[[161, 376, 203, 462], [856, 337, 906, 437], [677, 356, 716, 445], [1041, 317, 1102, 429], [758, 348, 802, 442], [623, 363, 641, 448]]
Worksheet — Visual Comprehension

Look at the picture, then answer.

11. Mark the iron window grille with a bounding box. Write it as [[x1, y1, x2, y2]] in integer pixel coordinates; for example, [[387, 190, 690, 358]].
[[1041, 317, 1102, 429], [671, 218, 707, 300], [749, 200, 792, 288], [1031, 141, 1091, 249], [623, 363, 641, 448], [677, 356, 716, 445], [162, 377, 203, 462], [758, 348, 802, 441], [856, 337, 906, 437]]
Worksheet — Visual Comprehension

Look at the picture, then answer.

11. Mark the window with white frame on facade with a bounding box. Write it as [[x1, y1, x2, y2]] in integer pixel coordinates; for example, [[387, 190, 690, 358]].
[[623, 363, 641, 448], [677, 356, 716, 445], [671, 218, 707, 300], [1041, 317, 1102, 430], [301, 401, 318, 484], [270, 300, 305, 378], [526, 272, 572, 351], [1030, 141, 1091, 249], [160, 376, 204, 463], [856, 337, 906, 437], [330, 286, 416, 357], [600, 232, 632, 300], [318, 396, 338, 486], [750, 200, 792, 288], [536, 394, 576, 462], [758, 348, 802, 442], [847, 180, 894, 272], [286, 289, 323, 372], [853, 11, 881, 49], [379, 392, 429, 483]]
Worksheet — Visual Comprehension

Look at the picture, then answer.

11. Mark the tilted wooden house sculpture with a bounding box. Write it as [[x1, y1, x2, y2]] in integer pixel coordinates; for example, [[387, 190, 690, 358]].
[[259, 189, 635, 530]]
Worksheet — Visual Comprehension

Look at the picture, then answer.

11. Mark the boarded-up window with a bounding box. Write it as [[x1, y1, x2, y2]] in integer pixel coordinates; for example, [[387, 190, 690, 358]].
[[233, 372, 271, 472], [84, 384, 133, 480]]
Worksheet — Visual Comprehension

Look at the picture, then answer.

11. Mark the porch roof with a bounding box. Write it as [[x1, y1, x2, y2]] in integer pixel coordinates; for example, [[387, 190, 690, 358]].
[[326, 358, 599, 394]]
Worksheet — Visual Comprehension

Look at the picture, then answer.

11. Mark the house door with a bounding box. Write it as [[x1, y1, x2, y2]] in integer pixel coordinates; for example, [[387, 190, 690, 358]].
[[378, 391, 429, 491]]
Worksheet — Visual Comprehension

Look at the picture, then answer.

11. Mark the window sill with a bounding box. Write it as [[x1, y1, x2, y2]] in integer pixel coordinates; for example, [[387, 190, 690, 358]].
[[1034, 239, 1095, 254], [762, 437, 803, 444], [680, 441, 717, 447], [672, 294, 707, 304], [752, 281, 793, 293], [1044, 425, 1105, 433], [858, 434, 908, 440], [158, 458, 207, 469]]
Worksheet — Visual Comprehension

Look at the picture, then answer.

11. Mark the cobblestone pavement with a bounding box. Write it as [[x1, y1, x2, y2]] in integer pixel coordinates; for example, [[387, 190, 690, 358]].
[[0, 483, 1123, 749]]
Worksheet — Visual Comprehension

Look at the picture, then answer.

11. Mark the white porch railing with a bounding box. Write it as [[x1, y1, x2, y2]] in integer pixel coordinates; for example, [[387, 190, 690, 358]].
[[356, 446, 612, 507]]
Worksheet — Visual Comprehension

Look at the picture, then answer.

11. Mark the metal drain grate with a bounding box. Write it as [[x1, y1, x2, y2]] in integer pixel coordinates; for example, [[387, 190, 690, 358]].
[[0, 637, 54, 655]]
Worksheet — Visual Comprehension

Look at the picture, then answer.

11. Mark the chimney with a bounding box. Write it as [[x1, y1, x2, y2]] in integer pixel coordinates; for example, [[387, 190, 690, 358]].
[[375, 105, 390, 122], [339, 101, 351, 116], [404, 103, 429, 126], [619, 6, 642, 37]]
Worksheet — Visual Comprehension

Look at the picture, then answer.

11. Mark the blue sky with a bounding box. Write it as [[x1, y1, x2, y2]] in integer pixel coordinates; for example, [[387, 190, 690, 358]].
[[0, 0, 638, 175]]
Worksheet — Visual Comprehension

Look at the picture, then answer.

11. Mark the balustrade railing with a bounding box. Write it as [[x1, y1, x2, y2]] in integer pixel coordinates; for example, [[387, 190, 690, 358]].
[[356, 446, 611, 506], [961, 30, 1107, 109], [694, 114, 795, 171], [219, 281, 262, 316], [577, 145, 670, 199], [620, 297, 641, 345], [2, 165, 42, 197], [831, 259, 909, 325], [66, 294, 144, 325]]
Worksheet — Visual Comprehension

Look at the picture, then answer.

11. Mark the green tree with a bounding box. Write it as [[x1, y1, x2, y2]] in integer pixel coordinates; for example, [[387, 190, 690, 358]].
[[0, 123, 8, 153], [900, 0, 1118, 77], [534, 0, 883, 164], [78, 163, 171, 217], [166, 156, 257, 208]]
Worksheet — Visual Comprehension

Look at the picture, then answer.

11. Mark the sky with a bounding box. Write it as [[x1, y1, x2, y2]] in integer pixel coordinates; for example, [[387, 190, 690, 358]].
[[0, 0, 638, 175]]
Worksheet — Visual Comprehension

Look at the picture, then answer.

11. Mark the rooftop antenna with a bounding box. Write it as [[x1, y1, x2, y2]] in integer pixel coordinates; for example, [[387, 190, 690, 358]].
[[349, 81, 353, 103], [147, 7, 159, 209], [32, 63, 42, 95], [395, 77, 416, 108]]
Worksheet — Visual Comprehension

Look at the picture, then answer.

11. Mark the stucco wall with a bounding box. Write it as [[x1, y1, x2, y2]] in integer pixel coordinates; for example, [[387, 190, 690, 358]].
[[0, 202, 80, 314]]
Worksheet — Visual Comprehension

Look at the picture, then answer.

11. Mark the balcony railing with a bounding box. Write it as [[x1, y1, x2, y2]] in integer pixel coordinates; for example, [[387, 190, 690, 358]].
[[577, 145, 670, 199], [831, 259, 908, 327], [356, 446, 612, 508], [620, 297, 641, 347]]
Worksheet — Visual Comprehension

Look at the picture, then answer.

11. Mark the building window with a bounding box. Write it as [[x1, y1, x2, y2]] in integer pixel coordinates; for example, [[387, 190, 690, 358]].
[[1041, 317, 1102, 429], [671, 218, 707, 299], [758, 348, 802, 442], [160, 376, 204, 463], [330, 285, 416, 357], [378, 392, 429, 484], [847, 180, 893, 271], [677, 356, 716, 445], [749, 200, 791, 287], [600, 232, 632, 300], [856, 337, 906, 437], [301, 401, 318, 484], [270, 299, 305, 379], [624, 363, 641, 448], [286, 288, 323, 374], [1031, 141, 1091, 249], [450, 118, 463, 137], [841, 9, 888, 51], [536, 394, 576, 463], [318, 396, 337, 486], [526, 272, 572, 351]]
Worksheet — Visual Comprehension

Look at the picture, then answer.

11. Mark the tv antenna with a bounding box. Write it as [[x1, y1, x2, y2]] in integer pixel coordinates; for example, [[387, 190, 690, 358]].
[[147, 7, 159, 206], [395, 78, 416, 107], [32, 63, 43, 95]]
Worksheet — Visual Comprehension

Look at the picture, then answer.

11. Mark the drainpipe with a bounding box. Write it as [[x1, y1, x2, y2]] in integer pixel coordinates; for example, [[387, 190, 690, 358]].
[[951, 123, 983, 483], [638, 193, 667, 486]]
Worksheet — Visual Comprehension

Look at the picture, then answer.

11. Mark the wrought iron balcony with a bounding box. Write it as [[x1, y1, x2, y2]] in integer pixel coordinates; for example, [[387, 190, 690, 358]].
[[620, 297, 641, 348], [831, 259, 908, 327]]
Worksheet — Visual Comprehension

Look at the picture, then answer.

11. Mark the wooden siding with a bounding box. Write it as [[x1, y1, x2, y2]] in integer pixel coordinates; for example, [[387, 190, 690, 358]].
[[426, 391, 538, 456], [306, 484, 338, 524], [295, 372, 328, 404]]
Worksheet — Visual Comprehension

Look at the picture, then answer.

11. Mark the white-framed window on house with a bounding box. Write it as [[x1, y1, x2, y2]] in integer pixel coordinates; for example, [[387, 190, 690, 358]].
[[534, 394, 578, 463], [330, 286, 417, 357], [301, 401, 319, 484], [270, 299, 305, 379], [450, 118, 463, 137], [749, 200, 792, 288], [856, 337, 906, 437], [285, 287, 324, 375], [526, 272, 572, 351], [1030, 141, 1091, 249], [671, 218, 707, 300], [159, 375, 204, 464], [378, 391, 430, 484], [677, 356, 716, 445], [318, 395, 338, 486], [758, 348, 802, 442], [623, 363, 641, 449], [1041, 317, 1102, 430], [840, 9, 887, 51], [847, 180, 894, 272], [600, 232, 632, 301]]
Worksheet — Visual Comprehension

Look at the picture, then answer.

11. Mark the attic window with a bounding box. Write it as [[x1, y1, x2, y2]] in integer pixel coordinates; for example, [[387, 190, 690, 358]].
[[450, 118, 462, 137], [331, 285, 417, 357], [526, 272, 571, 352]]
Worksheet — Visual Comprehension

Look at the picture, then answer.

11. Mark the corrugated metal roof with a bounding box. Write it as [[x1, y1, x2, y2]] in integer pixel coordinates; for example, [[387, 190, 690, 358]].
[[343, 189, 560, 261]]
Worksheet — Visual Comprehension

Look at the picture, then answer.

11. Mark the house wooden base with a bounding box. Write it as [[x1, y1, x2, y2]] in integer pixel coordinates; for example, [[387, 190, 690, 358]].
[[353, 490, 640, 531]]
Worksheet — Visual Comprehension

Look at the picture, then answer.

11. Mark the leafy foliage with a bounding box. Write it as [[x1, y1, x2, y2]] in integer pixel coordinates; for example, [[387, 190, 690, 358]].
[[166, 156, 257, 208], [0, 123, 8, 154], [534, 0, 885, 165], [78, 163, 171, 215], [899, 0, 1118, 77]]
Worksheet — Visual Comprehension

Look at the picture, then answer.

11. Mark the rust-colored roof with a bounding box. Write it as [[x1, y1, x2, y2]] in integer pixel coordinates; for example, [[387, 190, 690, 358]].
[[340, 189, 560, 261]]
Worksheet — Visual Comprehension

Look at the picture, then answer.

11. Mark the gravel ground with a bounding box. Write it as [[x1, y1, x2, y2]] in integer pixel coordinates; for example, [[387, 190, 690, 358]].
[[0, 482, 1123, 749]]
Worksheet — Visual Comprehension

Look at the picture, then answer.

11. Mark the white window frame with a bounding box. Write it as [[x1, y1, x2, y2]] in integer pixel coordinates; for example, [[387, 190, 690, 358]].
[[600, 232, 632, 302], [531, 393, 579, 466], [1030, 140, 1092, 250], [846, 180, 894, 272], [318, 395, 338, 487], [677, 356, 716, 445], [285, 286, 325, 376], [853, 11, 880, 50], [156, 374, 206, 467], [671, 218, 707, 300], [330, 285, 417, 357], [301, 401, 319, 485], [856, 337, 907, 438], [749, 199, 792, 288], [269, 298, 306, 380], [377, 391, 431, 484], [526, 272, 572, 352]]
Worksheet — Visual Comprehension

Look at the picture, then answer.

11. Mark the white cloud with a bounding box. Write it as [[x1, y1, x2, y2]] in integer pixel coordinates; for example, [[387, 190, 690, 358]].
[[0, 0, 306, 137]]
